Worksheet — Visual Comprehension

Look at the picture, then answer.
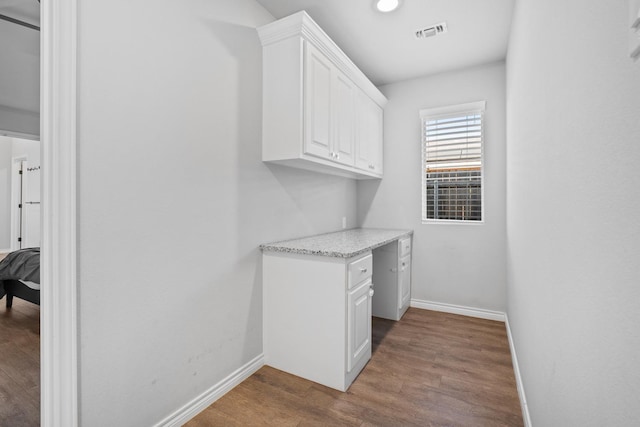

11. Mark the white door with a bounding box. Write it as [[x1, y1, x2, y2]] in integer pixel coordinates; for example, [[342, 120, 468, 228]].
[[347, 278, 372, 372], [332, 70, 355, 165], [355, 91, 383, 174], [20, 160, 41, 248], [399, 254, 411, 309], [304, 43, 333, 160], [10, 159, 24, 250]]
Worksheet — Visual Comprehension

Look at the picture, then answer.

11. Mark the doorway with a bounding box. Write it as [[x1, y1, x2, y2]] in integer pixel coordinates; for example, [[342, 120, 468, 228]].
[[0, 0, 78, 427], [2, 0, 78, 424], [8, 138, 42, 252], [1, 0, 43, 422], [13, 158, 41, 250]]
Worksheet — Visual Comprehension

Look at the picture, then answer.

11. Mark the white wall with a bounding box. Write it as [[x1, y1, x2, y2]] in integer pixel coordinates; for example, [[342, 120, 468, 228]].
[[76, 1, 356, 425], [358, 62, 507, 312], [507, 0, 640, 425], [0, 20, 39, 137], [13, 138, 41, 249], [0, 136, 40, 250], [12, 137, 40, 164]]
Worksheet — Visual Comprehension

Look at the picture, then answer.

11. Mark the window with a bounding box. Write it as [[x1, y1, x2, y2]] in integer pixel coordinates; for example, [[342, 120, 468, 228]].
[[420, 101, 486, 222]]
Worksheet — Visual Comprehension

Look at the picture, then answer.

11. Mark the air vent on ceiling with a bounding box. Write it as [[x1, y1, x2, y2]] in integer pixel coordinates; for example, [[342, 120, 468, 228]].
[[415, 22, 448, 39]]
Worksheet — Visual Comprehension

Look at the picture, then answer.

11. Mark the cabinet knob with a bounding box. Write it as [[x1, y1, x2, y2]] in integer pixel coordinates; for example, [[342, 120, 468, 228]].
[[369, 288, 375, 297], [368, 164, 374, 169], [360, 267, 368, 273]]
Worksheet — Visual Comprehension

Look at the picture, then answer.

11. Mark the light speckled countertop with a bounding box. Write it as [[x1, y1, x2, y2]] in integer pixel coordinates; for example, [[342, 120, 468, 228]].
[[260, 228, 413, 258]]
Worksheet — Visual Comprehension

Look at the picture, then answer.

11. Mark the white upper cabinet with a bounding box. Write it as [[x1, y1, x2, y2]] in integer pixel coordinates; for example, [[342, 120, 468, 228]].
[[331, 69, 356, 166], [304, 44, 333, 160], [303, 43, 356, 166], [258, 11, 386, 179], [355, 90, 383, 175]]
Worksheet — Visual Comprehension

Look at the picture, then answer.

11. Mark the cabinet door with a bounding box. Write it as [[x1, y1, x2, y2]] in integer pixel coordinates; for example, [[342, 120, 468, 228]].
[[347, 278, 372, 372], [399, 254, 411, 309], [333, 71, 356, 165], [355, 91, 383, 174], [304, 43, 333, 160]]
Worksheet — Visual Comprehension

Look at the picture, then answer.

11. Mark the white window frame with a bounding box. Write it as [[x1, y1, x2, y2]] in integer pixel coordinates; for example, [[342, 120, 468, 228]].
[[419, 101, 486, 225]]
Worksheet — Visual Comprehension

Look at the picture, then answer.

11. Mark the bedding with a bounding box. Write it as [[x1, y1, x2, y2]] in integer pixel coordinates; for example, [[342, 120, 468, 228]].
[[0, 248, 40, 307]]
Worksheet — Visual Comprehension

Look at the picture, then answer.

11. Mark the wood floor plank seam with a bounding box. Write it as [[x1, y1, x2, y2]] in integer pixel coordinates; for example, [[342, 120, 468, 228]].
[[187, 308, 524, 427], [0, 298, 41, 427]]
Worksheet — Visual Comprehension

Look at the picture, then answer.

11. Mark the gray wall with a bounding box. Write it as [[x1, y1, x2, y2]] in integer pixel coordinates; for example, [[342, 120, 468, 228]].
[[0, 20, 39, 136], [507, 0, 640, 425], [358, 61, 507, 312], [76, 1, 356, 425]]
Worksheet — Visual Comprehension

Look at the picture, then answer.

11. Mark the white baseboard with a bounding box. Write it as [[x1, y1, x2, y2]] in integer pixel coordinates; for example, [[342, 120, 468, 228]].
[[155, 353, 264, 427], [0, 248, 11, 254], [505, 315, 533, 427], [410, 298, 506, 322]]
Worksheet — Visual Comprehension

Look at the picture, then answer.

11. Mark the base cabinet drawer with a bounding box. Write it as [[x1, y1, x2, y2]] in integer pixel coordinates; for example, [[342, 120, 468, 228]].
[[399, 237, 411, 257], [348, 253, 372, 289]]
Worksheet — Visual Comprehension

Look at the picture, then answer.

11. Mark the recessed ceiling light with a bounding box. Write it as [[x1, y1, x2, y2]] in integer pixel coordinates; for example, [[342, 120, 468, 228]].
[[375, 0, 400, 13]]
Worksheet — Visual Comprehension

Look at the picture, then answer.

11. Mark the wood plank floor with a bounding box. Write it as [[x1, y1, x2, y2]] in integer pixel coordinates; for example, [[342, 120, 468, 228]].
[[0, 296, 40, 427], [187, 308, 523, 427]]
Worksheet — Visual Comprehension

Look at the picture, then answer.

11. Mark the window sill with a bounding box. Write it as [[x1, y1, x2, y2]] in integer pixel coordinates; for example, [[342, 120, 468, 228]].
[[421, 219, 485, 225]]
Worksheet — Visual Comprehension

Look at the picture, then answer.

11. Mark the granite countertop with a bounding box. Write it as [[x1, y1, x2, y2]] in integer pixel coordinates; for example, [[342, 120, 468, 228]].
[[260, 228, 413, 258]]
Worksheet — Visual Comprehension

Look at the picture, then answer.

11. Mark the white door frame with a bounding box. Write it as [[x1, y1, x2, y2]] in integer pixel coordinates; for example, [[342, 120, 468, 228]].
[[40, 0, 78, 425], [10, 156, 27, 251]]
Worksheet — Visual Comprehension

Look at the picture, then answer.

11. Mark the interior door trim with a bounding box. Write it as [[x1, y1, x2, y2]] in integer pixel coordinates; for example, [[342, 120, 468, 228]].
[[40, 0, 78, 425]]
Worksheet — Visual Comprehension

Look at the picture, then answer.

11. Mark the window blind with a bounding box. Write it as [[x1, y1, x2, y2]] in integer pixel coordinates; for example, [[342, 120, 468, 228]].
[[424, 113, 482, 171], [420, 102, 485, 222]]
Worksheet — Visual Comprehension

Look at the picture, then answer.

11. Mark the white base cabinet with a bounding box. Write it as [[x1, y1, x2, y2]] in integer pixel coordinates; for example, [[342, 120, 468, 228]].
[[263, 251, 373, 392], [372, 237, 412, 321]]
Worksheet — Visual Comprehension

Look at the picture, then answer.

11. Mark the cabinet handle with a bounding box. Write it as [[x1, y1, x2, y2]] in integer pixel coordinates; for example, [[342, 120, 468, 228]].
[[336, 153, 340, 160], [360, 267, 368, 273], [368, 164, 374, 169], [369, 288, 375, 297]]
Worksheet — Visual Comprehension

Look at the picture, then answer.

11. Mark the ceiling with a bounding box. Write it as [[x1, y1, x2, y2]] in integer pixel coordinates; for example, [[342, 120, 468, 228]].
[[255, 0, 515, 86], [0, 0, 40, 27], [0, 0, 514, 94]]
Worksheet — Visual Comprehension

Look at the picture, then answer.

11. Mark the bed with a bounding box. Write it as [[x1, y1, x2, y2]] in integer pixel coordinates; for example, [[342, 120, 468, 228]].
[[0, 248, 40, 307]]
